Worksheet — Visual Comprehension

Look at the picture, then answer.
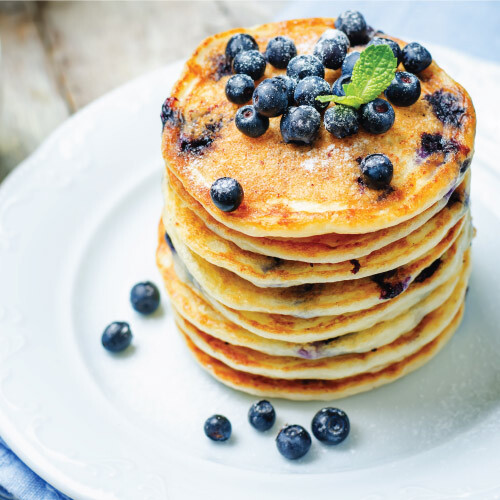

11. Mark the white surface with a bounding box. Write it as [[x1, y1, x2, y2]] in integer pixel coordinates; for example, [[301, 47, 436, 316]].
[[1, 48, 500, 500]]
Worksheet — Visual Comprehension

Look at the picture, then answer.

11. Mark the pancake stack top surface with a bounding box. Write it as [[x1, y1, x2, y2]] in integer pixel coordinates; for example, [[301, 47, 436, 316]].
[[157, 14, 476, 400]]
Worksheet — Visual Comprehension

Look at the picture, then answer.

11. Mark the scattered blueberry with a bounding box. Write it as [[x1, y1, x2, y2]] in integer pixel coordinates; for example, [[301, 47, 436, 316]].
[[360, 98, 395, 134], [273, 75, 297, 105], [324, 105, 359, 138], [248, 400, 276, 431], [311, 407, 350, 445], [130, 281, 160, 315], [385, 71, 421, 107], [424, 90, 465, 127], [225, 33, 258, 61], [101, 322, 132, 353], [293, 76, 331, 111], [232, 50, 266, 80], [360, 153, 394, 189], [276, 425, 312, 460], [253, 78, 289, 117], [204, 415, 232, 442], [341, 51, 360, 75], [367, 37, 402, 65], [235, 105, 269, 137], [334, 10, 368, 45], [210, 177, 244, 212], [280, 105, 321, 145], [402, 42, 432, 73], [286, 55, 325, 80], [265, 36, 297, 69], [332, 73, 351, 97], [225, 74, 254, 104], [313, 31, 349, 70]]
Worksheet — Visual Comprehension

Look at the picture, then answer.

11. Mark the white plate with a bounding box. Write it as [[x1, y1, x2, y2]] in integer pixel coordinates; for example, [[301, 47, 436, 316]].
[[1, 47, 500, 500]]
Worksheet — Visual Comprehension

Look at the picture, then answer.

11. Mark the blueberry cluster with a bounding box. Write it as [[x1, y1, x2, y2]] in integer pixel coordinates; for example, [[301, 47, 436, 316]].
[[204, 401, 350, 461], [101, 281, 161, 353]]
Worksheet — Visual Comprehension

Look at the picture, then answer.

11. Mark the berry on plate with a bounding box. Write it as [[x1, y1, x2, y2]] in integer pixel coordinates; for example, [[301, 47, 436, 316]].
[[204, 415, 232, 442], [101, 322, 132, 353], [130, 281, 160, 315], [276, 425, 312, 460]]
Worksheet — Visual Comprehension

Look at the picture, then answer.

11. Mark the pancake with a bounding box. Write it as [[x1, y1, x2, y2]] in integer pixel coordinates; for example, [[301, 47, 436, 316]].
[[162, 18, 475, 237], [168, 169, 463, 263], [163, 176, 468, 287], [181, 305, 464, 400], [159, 215, 469, 317], [161, 247, 470, 358]]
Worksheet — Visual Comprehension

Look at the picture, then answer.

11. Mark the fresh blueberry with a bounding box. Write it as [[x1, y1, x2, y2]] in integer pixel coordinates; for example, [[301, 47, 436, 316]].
[[334, 10, 368, 45], [204, 415, 232, 442], [265, 36, 297, 69], [311, 407, 350, 445], [319, 28, 350, 47], [286, 55, 325, 80], [273, 75, 297, 105], [360, 98, 395, 134], [332, 74, 351, 96], [232, 50, 266, 80], [225, 33, 258, 61], [253, 78, 288, 117], [248, 400, 276, 431], [280, 106, 321, 145], [324, 105, 359, 138], [276, 425, 312, 460], [367, 37, 402, 65], [360, 153, 394, 189], [294, 76, 331, 111], [130, 281, 160, 315], [235, 105, 269, 137], [313, 31, 349, 70], [402, 42, 432, 73], [385, 71, 421, 106], [341, 51, 360, 75], [101, 322, 132, 353], [210, 177, 244, 212], [225, 74, 254, 104]]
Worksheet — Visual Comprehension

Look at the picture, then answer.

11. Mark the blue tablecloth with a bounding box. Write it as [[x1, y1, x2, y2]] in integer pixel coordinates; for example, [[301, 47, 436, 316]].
[[1, 2, 498, 499]]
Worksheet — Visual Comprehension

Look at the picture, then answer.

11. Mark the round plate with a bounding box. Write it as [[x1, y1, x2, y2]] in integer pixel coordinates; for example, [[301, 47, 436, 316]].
[[1, 48, 500, 500]]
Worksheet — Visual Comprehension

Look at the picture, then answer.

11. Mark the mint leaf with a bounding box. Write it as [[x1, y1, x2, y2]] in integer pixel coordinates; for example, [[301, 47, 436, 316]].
[[316, 44, 397, 109]]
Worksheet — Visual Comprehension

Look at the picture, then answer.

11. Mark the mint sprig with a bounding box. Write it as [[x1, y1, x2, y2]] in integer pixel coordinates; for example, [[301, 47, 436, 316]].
[[317, 44, 397, 109]]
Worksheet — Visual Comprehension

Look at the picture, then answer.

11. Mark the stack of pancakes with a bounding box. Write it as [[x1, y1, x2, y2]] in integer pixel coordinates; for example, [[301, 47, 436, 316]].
[[157, 18, 476, 400]]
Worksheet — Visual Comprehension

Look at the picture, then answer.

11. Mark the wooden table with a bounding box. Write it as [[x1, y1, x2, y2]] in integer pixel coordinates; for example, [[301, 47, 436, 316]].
[[0, 1, 284, 181]]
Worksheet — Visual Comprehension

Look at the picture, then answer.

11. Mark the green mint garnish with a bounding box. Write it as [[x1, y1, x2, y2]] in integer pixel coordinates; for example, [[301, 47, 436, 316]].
[[316, 44, 397, 109]]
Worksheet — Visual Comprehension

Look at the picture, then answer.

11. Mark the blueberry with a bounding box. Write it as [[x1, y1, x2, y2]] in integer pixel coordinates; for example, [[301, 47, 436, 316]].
[[210, 177, 244, 212], [360, 153, 394, 189], [311, 407, 350, 445], [235, 105, 269, 137], [280, 106, 321, 145], [248, 400, 276, 431], [204, 415, 232, 442], [265, 36, 297, 69], [385, 71, 421, 107], [164, 232, 175, 253], [130, 281, 160, 314], [334, 10, 368, 45], [233, 50, 266, 80], [402, 42, 432, 73], [225, 74, 254, 104], [319, 28, 350, 47], [225, 33, 258, 61], [360, 98, 395, 134], [332, 74, 351, 96], [273, 75, 297, 105], [253, 78, 288, 117], [324, 105, 359, 138], [101, 322, 132, 353], [367, 37, 402, 65], [341, 51, 360, 75], [276, 425, 312, 460], [286, 55, 325, 80], [313, 32, 349, 70], [294, 76, 331, 111]]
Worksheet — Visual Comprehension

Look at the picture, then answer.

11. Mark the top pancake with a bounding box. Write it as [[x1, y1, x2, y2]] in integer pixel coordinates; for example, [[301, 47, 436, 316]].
[[162, 18, 475, 237]]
